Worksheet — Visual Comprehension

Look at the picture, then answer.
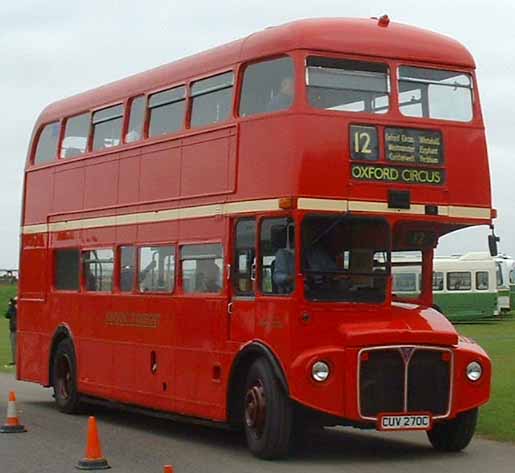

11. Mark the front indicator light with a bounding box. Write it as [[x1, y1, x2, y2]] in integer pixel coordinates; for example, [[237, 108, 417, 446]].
[[312, 361, 330, 382], [466, 361, 482, 382]]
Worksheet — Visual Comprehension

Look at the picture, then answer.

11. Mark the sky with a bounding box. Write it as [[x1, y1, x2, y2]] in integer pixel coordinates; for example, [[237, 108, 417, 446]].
[[1, 0, 514, 268]]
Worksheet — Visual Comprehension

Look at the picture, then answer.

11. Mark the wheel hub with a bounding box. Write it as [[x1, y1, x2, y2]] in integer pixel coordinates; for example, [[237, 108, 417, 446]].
[[245, 380, 266, 437], [56, 355, 71, 400]]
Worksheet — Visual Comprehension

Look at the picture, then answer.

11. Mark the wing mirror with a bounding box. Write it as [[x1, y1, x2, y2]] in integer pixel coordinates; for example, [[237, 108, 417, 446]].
[[488, 227, 500, 257]]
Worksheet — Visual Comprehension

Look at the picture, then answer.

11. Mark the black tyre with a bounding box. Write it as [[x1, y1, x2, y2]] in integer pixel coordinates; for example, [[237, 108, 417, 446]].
[[427, 408, 478, 452], [244, 358, 293, 459], [52, 338, 81, 414]]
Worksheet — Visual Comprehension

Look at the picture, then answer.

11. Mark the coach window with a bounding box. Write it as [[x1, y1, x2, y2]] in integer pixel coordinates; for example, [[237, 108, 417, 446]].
[[92, 104, 124, 151], [433, 271, 444, 291], [306, 57, 389, 114], [239, 57, 294, 116], [83, 249, 114, 292], [233, 219, 256, 296], [119, 246, 136, 292], [181, 244, 223, 293], [139, 246, 175, 292], [149, 86, 186, 137], [61, 112, 91, 158], [190, 72, 234, 128], [476, 271, 489, 291], [54, 248, 80, 291], [261, 218, 295, 295], [34, 122, 60, 164], [125, 96, 145, 143], [447, 271, 471, 291]]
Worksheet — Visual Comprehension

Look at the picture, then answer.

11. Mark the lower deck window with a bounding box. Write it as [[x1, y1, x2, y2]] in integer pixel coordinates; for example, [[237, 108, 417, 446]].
[[139, 246, 175, 293], [55, 249, 80, 291], [181, 244, 223, 293], [83, 249, 114, 292]]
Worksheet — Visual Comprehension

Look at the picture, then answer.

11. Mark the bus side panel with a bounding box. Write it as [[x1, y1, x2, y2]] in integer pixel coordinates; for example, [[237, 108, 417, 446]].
[[23, 170, 53, 225], [181, 127, 237, 198], [18, 232, 49, 384]]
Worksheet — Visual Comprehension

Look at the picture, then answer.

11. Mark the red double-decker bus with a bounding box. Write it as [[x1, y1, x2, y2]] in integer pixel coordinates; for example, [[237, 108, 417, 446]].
[[19, 17, 493, 458]]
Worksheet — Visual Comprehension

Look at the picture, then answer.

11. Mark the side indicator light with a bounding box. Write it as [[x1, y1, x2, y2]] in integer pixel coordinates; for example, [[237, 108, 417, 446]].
[[361, 352, 369, 362], [279, 197, 297, 210], [441, 352, 451, 362]]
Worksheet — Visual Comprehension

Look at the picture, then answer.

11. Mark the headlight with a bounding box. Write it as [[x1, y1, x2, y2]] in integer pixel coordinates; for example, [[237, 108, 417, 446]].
[[466, 361, 482, 382], [312, 361, 330, 382]]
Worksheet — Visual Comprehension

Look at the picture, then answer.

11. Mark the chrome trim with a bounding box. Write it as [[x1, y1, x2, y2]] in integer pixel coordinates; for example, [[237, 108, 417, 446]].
[[357, 344, 454, 422]]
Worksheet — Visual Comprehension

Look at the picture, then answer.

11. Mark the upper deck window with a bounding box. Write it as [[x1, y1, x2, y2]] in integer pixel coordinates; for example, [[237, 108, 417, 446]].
[[239, 57, 294, 116], [92, 104, 124, 151], [126, 96, 145, 143], [149, 86, 186, 137], [191, 72, 234, 128], [34, 122, 60, 164], [61, 113, 91, 159], [306, 57, 389, 114], [398, 66, 473, 122]]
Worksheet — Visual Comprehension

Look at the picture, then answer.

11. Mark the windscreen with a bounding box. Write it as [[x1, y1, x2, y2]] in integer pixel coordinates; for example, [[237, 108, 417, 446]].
[[302, 216, 389, 302]]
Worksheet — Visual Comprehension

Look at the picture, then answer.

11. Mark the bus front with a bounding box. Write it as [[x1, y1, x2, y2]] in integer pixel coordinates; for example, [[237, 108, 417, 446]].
[[286, 23, 492, 453]]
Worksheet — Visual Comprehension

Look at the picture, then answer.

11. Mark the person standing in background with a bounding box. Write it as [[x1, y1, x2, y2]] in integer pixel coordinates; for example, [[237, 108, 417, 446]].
[[4, 296, 17, 367]]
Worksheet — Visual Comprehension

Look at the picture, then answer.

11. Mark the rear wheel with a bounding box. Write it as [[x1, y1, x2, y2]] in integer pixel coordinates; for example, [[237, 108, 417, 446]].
[[244, 358, 292, 459], [427, 408, 478, 452], [52, 338, 81, 414]]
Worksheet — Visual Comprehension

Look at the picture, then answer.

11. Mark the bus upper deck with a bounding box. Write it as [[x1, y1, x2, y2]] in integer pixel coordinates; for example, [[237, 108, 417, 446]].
[[24, 18, 492, 241]]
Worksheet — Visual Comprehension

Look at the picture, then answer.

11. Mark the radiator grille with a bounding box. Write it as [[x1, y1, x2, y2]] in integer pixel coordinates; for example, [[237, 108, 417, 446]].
[[359, 346, 451, 419]]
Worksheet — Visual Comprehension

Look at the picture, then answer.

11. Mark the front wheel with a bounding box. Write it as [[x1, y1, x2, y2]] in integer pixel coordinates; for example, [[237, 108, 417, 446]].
[[427, 408, 478, 452], [244, 358, 293, 459], [52, 338, 81, 414]]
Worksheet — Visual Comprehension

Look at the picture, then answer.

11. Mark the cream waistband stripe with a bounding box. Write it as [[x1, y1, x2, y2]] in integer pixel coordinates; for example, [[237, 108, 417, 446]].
[[21, 198, 491, 235]]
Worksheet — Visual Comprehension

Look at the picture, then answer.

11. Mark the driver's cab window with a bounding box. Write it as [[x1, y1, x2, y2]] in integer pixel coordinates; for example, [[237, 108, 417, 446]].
[[302, 216, 388, 302], [138, 246, 175, 292]]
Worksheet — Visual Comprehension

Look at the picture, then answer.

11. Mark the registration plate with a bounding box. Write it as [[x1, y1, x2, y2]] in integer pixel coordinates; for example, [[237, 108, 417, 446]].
[[378, 414, 432, 431]]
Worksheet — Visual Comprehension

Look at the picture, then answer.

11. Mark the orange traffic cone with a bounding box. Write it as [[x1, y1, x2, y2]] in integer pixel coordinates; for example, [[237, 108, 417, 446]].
[[76, 416, 111, 470], [164, 466, 174, 473], [0, 391, 27, 433]]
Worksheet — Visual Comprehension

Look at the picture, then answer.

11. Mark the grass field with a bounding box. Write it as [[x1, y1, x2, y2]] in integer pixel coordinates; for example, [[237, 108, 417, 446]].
[[457, 316, 515, 443], [0, 284, 17, 373], [0, 285, 512, 442]]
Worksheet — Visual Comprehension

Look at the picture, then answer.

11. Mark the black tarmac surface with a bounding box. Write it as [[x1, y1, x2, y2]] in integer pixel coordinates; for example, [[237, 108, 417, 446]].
[[0, 373, 513, 473]]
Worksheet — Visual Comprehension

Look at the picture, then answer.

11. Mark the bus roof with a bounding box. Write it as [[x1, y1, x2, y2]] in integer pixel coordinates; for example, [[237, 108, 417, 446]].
[[37, 17, 475, 125]]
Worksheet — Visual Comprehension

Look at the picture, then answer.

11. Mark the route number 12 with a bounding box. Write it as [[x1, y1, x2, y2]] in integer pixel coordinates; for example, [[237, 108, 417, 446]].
[[350, 125, 378, 161]]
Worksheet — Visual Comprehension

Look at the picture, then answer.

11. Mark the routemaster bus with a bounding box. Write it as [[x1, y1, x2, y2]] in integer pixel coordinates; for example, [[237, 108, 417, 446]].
[[18, 17, 493, 459]]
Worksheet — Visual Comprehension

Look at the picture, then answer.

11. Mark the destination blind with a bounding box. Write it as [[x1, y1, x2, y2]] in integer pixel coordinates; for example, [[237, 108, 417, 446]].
[[385, 128, 443, 165]]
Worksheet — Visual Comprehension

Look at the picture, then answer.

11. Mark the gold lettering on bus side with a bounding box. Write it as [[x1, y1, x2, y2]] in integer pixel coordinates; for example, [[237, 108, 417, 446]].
[[105, 312, 161, 329], [258, 317, 285, 330]]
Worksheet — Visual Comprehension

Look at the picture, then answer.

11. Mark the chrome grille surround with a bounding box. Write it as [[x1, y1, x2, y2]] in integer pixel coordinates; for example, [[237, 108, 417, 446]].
[[357, 345, 453, 421]]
